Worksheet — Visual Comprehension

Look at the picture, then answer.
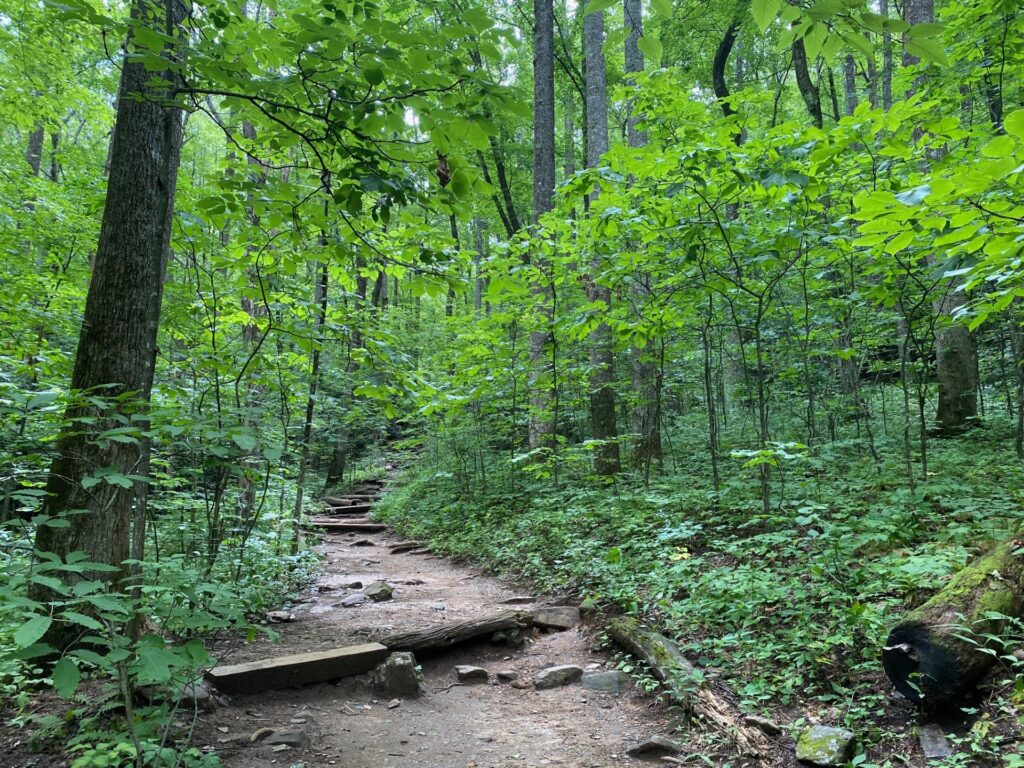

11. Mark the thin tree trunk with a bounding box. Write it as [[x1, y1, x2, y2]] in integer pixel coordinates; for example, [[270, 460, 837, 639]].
[[583, 0, 620, 475], [880, 0, 893, 109], [792, 38, 823, 128], [528, 0, 557, 452], [292, 260, 329, 555], [843, 55, 858, 115]]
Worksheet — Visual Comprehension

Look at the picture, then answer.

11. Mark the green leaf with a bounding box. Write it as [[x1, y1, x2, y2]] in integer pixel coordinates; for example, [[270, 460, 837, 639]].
[[906, 38, 948, 65], [982, 135, 1015, 159], [638, 35, 663, 63], [60, 610, 104, 631], [1005, 109, 1024, 139], [651, 0, 672, 16], [582, 0, 617, 18], [52, 657, 81, 699], [806, 0, 844, 21], [15, 616, 52, 648], [362, 62, 384, 86], [907, 22, 944, 39], [232, 433, 257, 451], [752, 0, 782, 31]]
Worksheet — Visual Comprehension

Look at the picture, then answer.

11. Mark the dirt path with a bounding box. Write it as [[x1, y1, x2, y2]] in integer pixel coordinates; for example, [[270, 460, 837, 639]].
[[198, 494, 675, 767]]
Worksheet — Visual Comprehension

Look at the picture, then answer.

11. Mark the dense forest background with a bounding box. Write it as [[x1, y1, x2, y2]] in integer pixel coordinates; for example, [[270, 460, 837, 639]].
[[1, 0, 1023, 765]]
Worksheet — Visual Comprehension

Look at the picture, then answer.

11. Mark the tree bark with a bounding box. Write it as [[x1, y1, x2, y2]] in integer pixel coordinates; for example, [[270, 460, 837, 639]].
[[583, 0, 620, 475], [528, 0, 557, 452], [792, 38, 823, 128], [33, 0, 186, 617], [292, 259, 329, 555], [843, 55, 858, 115], [902, 0, 979, 429], [625, 0, 661, 471]]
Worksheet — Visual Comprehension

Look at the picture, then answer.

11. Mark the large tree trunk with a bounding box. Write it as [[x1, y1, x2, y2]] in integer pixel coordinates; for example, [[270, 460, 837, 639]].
[[901, 0, 979, 429], [33, 0, 186, 620], [528, 0, 557, 453], [882, 540, 1024, 709], [624, 0, 661, 472], [583, 0, 620, 475]]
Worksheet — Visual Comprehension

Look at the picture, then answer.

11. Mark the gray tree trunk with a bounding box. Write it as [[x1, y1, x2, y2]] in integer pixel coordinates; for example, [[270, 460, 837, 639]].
[[904, 0, 979, 428], [33, 0, 186, 617], [584, 0, 621, 475], [528, 0, 557, 453], [880, 0, 893, 109], [843, 55, 858, 115], [625, 0, 661, 471]]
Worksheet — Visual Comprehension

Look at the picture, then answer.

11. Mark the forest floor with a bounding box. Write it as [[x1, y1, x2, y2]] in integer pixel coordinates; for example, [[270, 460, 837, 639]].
[[196, 498, 681, 768]]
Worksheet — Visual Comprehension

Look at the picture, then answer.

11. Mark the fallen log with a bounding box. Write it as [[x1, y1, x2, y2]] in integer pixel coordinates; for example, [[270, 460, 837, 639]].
[[308, 521, 388, 533], [205, 643, 389, 694], [323, 503, 374, 516], [882, 539, 1024, 709], [607, 617, 772, 756], [324, 495, 378, 506], [389, 541, 423, 555], [377, 611, 533, 654]]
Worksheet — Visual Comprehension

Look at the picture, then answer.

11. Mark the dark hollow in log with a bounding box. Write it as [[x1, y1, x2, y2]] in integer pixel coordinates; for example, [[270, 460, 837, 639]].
[[376, 611, 533, 654], [882, 539, 1024, 709], [607, 617, 771, 756]]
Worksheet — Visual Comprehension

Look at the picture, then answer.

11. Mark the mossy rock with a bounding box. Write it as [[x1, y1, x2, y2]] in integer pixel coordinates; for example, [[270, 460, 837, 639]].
[[795, 725, 855, 766]]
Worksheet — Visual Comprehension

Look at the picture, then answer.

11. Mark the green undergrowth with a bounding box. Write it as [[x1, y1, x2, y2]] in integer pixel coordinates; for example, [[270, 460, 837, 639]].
[[375, 418, 1024, 743]]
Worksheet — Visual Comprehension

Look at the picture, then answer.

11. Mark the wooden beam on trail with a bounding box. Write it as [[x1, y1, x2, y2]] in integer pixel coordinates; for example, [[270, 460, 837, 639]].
[[324, 495, 378, 506], [205, 643, 389, 694], [307, 519, 388, 533], [389, 541, 423, 555], [377, 611, 533, 654], [607, 617, 772, 756], [322, 503, 374, 516]]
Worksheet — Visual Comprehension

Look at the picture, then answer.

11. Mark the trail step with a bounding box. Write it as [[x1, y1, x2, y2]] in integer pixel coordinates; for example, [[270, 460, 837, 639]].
[[205, 643, 389, 694], [324, 495, 377, 505], [308, 520, 387, 533], [322, 503, 374, 516]]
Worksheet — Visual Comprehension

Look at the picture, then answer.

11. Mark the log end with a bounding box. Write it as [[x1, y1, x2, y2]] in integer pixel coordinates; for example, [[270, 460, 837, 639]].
[[882, 622, 968, 708]]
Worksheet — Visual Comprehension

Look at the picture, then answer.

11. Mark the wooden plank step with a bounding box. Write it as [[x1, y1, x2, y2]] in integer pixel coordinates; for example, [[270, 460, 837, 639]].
[[205, 643, 389, 694], [323, 503, 373, 516], [311, 516, 373, 526], [309, 521, 388, 533], [323, 495, 377, 506]]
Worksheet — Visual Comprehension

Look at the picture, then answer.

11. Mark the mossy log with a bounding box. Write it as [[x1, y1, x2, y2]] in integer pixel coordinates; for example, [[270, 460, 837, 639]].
[[607, 617, 772, 756], [882, 539, 1024, 709]]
